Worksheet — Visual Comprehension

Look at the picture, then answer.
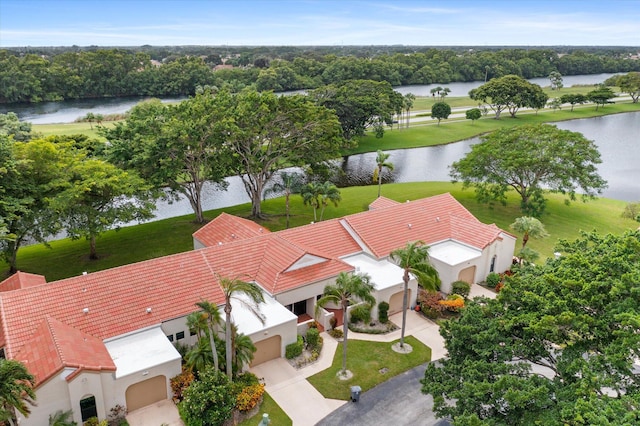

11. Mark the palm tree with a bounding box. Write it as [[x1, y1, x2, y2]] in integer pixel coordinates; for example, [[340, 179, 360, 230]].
[[318, 181, 341, 221], [403, 93, 415, 128], [316, 271, 375, 376], [373, 150, 394, 198], [195, 300, 223, 372], [220, 323, 257, 376], [185, 337, 214, 374], [0, 359, 36, 426], [264, 171, 305, 229], [301, 181, 322, 222], [48, 409, 77, 426], [509, 216, 549, 250], [509, 216, 549, 265], [219, 275, 265, 380], [186, 311, 208, 340], [390, 241, 440, 349]]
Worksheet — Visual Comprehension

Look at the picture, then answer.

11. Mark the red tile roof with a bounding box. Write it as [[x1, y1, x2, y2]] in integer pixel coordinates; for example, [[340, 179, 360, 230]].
[[343, 193, 505, 258], [368, 196, 401, 210], [193, 213, 270, 247], [0, 192, 512, 387], [0, 271, 47, 292], [14, 316, 116, 385]]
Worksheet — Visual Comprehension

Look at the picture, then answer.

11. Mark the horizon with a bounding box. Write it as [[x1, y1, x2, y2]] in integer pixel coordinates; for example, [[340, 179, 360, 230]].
[[1, 0, 639, 48]]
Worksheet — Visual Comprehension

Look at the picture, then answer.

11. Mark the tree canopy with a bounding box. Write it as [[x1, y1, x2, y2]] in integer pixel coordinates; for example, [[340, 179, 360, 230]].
[[469, 75, 548, 119], [431, 102, 452, 125], [103, 94, 231, 223], [223, 90, 345, 218], [449, 124, 607, 216], [310, 79, 403, 139], [422, 230, 640, 425]]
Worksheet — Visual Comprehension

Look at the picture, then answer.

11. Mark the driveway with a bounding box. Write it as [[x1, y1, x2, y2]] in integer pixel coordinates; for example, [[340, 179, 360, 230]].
[[315, 363, 451, 426]]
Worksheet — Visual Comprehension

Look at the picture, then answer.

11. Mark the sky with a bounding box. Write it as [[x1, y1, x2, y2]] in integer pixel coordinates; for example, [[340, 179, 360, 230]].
[[0, 0, 639, 47]]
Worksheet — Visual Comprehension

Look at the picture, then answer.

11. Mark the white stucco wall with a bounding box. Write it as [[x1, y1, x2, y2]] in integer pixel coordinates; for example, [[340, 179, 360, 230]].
[[18, 372, 72, 426]]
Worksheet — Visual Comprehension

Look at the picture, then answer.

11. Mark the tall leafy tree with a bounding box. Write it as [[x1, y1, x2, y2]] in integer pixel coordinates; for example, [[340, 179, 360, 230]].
[[219, 275, 265, 380], [587, 85, 616, 110], [469, 74, 548, 119], [0, 359, 36, 426], [0, 113, 33, 142], [390, 241, 440, 349], [310, 80, 403, 139], [450, 124, 607, 217], [223, 90, 344, 218], [422, 231, 640, 425], [548, 71, 564, 90], [615, 71, 640, 103], [431, 102, 451, 125], [559, 93, 587, 111], [264, 171, 305, 229], [53, 157, 156, 259], [0, 136, 73, 273], [316, 271, 375, 376], [103, 94, 231, 223], [373, 150, 394, 198]]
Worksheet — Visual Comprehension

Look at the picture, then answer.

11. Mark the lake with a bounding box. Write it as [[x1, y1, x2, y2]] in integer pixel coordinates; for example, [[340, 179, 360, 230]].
[[0, 73, 620, 124], [145, 111, 640, 225]]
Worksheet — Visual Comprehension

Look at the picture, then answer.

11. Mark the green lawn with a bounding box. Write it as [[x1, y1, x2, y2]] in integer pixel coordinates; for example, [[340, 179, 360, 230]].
[[306, 336, 431, 400], [3, 182, 636, 281], [32, 121, 114, 139], [237, 392, 291, 426]]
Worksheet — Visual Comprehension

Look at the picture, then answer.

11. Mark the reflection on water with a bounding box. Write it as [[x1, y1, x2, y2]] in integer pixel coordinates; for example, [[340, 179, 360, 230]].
[[338, 112, 639, 203]]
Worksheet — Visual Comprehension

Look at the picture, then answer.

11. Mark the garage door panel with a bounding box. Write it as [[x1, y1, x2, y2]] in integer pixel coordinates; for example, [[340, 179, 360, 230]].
[[458, 266, 476, 284], [126, 375, 167, 412], [251, 335, 281, 366], [389, 289, 411, 315]]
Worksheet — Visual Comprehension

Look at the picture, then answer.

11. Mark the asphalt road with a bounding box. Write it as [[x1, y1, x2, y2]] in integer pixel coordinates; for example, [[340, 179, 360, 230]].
[[315, 362, 451, 426]]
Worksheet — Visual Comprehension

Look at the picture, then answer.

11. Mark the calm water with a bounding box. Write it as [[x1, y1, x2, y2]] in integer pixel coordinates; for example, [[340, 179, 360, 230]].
[[339, 111, 639, 203], [0, 74, 619, 124]]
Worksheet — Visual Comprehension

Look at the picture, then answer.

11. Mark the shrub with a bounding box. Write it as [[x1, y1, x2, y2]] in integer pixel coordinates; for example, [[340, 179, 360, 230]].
[[285, 335, 304, 359], [417, 289, 445, 319], [328, 328, 343, 339], [178, 367, 235, 426], [451, 280, 471, 298], [495, 282, 505, 293], [306, 327, 320, 349], [235, 383, 265, 412], [438, 294, 465, 312], [329, 316, 338, 330], [378, 301, 390, 323], [486, 272, 501, 287], [349, 303, 371, 324], [171, 368, 195, 403]]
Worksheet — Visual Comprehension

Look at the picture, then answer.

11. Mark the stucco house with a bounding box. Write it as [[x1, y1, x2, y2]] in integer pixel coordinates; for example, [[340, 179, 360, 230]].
[[0, 193, 515, 425]]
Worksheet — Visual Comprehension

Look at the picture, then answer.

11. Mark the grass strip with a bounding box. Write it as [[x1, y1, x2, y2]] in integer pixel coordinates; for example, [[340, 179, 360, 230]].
[[3, 182, 636, 281], [307, 336, 431, 400]]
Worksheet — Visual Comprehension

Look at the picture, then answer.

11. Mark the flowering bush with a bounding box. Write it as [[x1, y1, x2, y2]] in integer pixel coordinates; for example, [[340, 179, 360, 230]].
[[438, 294, 465, 312], [236, 383, 265, 412]]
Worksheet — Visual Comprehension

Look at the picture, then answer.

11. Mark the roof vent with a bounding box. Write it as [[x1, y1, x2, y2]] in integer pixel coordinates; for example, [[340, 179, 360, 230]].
[[259, 228, 263, 233], [407, 223, 412, 229], [436, 217, 440, 222], [218, 242, 223, 246], [82, 271, 87, 275], [82, 307, 89, 314], [231, 233, 236, 239], [146, 307, 152, 314]]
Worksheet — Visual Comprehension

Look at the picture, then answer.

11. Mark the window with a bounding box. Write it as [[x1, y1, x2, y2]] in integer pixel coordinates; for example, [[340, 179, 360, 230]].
[[176, 331, 185, 340], [490, 255, 497, 273], [80, 396, 98, 422], [167, 334, 174, 342]]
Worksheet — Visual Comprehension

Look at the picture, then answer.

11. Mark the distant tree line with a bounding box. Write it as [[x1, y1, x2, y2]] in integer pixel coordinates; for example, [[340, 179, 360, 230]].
[[2, 46, 640, 103]]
